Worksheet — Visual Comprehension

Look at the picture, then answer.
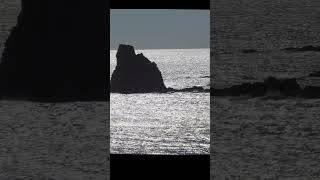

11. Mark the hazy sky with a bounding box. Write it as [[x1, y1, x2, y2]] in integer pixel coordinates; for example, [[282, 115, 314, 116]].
[[110, 9, 209, 50]]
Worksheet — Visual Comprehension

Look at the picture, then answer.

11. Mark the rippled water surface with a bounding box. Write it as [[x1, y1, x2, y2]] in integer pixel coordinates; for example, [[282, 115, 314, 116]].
[[110, 49, 210, 154], [212, 51, 320, 178], [0, 101, 109, 179], [211, 0, 320, 177], [212, 96, 320, 178]]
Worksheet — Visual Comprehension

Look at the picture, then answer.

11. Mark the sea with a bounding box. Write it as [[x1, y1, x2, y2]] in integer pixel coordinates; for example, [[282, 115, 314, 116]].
[[110, 48, 210, 155], [211, 0, 320, 177], [212, 51, 320, 178], [0, 101, 109, 178]]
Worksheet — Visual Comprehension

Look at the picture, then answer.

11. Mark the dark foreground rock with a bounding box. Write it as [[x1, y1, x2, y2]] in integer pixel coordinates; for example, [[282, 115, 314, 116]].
[[0, 0, 108, 101], [211, 76, 320, 98], [111, 44, 166, 93]]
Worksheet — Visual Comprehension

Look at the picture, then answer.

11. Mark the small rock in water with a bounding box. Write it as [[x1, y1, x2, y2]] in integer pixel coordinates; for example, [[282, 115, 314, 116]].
[[241, 49, 259, 53], [211, 76, 304, 98], [309, 71, 320, 77], [302, 86, 320, 98], [282, 45, 320, 52]]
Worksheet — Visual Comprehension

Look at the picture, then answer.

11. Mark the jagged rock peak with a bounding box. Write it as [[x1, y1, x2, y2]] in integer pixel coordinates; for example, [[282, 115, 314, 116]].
[[111, 44, 167, 93]]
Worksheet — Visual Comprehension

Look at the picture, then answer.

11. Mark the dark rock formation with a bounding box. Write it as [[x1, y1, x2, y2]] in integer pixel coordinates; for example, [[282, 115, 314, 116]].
[[241, 49, 259, 54], [167, 86, 210, 93], [282, 45, 320, 52], [309, 71, 320, 77], [301, 86, 320, 98], [111, 44, 166, 93], [212, 76, 303, 98], [0, 0, 108, 101]]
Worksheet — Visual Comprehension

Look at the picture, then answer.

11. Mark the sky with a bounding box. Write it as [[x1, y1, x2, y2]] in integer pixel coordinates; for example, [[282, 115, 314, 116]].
[[110, 9, 210, 50]]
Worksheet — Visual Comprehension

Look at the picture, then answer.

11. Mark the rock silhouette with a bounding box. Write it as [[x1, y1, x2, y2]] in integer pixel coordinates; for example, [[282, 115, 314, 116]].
[[282, 45, 320, 52], [309, 71, 320, 77], [241, 49, 259, 54], [211, 76, 314, 98], [167, 86, 210, 93], [301, 86, 320, 98], [111, 44, 166, 93], [0, 0, 108, 101]]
